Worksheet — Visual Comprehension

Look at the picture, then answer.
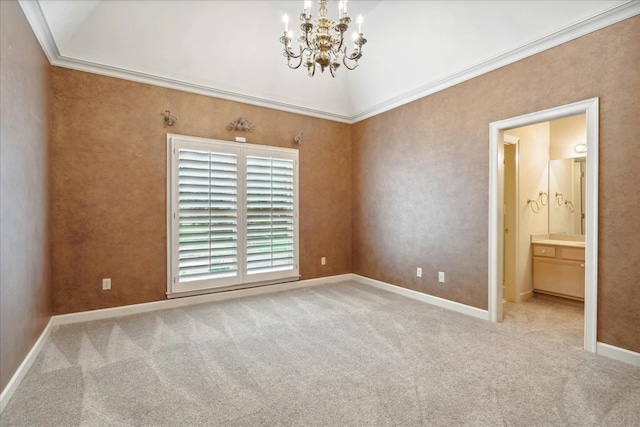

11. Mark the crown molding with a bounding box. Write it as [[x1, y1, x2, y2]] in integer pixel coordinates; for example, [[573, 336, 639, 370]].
[[349, 1, 640, 123], [20, 0, 639, 124], [18, 0, 60, 63], [51, 55, 354, 124]]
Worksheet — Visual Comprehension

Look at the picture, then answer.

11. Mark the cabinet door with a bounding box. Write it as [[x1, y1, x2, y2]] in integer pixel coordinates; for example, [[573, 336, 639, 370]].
[[533, 258, 585, 300]]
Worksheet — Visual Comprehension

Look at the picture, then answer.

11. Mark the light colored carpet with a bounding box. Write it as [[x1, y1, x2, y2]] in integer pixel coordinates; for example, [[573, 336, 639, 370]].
[[1, 281, 639, 426]]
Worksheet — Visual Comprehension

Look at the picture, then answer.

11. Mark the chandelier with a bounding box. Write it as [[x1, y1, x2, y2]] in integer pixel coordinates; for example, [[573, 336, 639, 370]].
[[280, 0, 367, 77]]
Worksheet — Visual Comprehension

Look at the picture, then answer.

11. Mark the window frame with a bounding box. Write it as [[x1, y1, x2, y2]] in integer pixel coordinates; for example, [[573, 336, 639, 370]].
[[166, 134, 299, 298]]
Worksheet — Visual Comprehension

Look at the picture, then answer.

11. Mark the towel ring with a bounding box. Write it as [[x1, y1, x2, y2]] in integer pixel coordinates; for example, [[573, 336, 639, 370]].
[[565, 200, 575, 213], [539, 191, 548, 206], [527, 199, 541, 214]]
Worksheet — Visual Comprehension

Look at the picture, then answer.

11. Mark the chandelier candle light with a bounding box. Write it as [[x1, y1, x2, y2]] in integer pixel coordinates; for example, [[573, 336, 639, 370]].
[[280, 0, 367, 77]]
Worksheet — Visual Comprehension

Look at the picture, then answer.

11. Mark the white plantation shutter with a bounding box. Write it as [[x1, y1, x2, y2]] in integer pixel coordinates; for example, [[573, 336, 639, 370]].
[[246, 153, 296, 279], [178, 148, 239, 283], [168, 135, 298, 296]]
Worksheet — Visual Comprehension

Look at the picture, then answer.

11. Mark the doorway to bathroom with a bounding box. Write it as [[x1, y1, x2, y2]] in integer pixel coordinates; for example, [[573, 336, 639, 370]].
[[501, 115, 586, 347], [503, 114, 586, 304], [488, 98, 599, 353]]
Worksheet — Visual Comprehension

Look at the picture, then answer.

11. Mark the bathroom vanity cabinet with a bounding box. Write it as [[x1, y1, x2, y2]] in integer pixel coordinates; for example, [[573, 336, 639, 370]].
[[532, 243, 585, 301]]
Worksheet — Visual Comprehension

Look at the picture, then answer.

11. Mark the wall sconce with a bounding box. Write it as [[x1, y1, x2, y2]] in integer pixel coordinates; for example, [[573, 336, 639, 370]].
[[294, 132, 303, 144], [164, 110, 177, 126]]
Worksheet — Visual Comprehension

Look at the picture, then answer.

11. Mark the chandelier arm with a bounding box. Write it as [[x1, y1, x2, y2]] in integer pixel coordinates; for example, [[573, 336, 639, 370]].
[[346, 50, 363, 61], [286, 47, 309, 70], [330, 39, 343, 56], [285, 46, 304, 60], [303, 28, 315, 51], [334, 31, 345, 54], [342, 55, 359, 71], [287, 56, 305, 70], [308, 59, 317, 77], [280, 33, 304, 60]]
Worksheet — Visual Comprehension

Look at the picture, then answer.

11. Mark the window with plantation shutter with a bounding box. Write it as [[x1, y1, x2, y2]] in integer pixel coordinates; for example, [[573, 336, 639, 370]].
[[177, 148, 239, 285], [246, 154, 295, 277], [167, 135, 299, 297]]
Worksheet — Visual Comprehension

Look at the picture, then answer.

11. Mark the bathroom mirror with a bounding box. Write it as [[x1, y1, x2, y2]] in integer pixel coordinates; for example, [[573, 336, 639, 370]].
[[548, 158, 585, 234]]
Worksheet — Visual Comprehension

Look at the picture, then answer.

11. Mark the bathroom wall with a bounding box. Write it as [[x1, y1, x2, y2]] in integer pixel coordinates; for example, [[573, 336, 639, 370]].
[[549, 114, 587, 160], [50, 68, 352, 314], [507, 123, 550, 300], [0, 1, 52, 392]]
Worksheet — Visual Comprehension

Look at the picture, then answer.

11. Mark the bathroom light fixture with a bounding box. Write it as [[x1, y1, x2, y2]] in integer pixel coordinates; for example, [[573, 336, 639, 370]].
[[574, 143, 587, 154], [280, 0, 367, 77]]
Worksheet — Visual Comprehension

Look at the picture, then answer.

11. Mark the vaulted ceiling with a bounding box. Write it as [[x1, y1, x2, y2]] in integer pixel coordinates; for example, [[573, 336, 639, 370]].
[[22, 0, 638, 122]]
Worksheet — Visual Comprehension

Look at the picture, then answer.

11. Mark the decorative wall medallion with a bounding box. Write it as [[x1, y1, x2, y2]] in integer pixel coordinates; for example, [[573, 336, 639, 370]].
[[227, 116, 255, 132]]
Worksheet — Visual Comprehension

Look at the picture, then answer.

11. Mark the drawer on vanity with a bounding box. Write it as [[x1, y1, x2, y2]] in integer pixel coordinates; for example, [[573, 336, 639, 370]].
[[533, 245, 556, 257], [559, 247, 585, 261]]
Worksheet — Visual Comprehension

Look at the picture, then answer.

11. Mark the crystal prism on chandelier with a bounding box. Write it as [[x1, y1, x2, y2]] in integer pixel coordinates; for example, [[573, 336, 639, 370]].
[[280, 0, 367, 77]]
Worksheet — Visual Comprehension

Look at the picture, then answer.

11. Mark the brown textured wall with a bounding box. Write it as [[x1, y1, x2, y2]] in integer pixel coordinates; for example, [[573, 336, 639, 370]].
[[0, 1, 52, 391], [353, 16, 640, 352], [50, 68, 352, 314]]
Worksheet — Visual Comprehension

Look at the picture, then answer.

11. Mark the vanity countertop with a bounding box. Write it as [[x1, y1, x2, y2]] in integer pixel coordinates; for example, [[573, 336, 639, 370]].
[[531, 234, 585, 248], [531, 239, 585, 248]]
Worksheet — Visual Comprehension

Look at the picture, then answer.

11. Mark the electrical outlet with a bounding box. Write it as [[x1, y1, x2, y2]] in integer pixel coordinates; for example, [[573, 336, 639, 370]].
[[321, 257, 326, 265], [438, 272, 445, 283], [416, 267, 422, 278], [102, 278, 111, 290]]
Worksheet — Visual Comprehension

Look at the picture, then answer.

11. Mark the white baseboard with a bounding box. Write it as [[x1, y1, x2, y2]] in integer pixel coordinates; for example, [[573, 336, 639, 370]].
[[0, 318, 54, 413], [519, 290, 533, 301], [54, 274, 352, 326], [352, 274, 490, 321], [597, 342, 640, 367]]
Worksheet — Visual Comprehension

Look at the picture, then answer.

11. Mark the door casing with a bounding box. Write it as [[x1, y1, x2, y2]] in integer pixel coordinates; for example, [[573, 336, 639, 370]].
[[488, 98, 599, 352]]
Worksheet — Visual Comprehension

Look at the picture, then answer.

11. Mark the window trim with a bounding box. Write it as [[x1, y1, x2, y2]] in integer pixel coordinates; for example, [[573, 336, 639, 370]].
[[166, 134, 299, 298]]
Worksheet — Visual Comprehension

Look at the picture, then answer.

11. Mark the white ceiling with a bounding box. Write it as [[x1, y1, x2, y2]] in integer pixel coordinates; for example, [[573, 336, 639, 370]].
[[23, 0, 639, 122]]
